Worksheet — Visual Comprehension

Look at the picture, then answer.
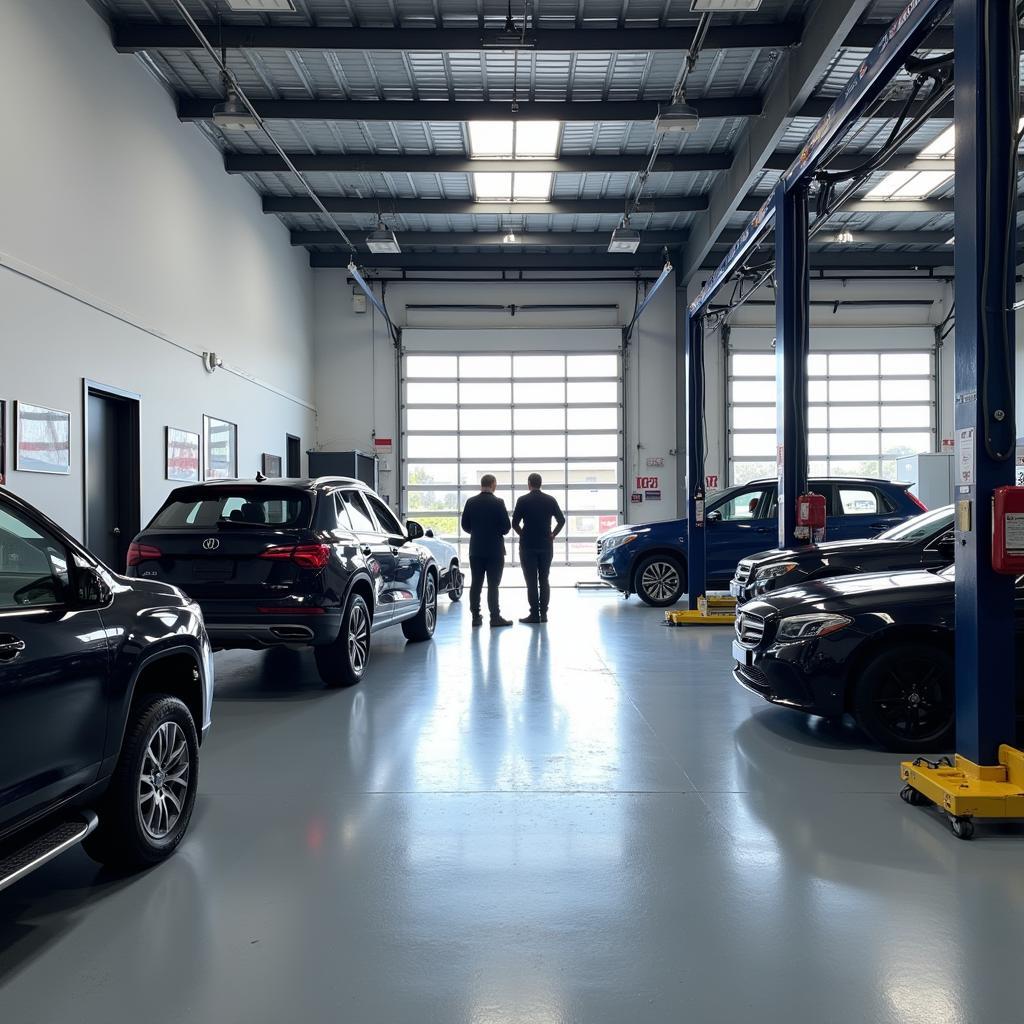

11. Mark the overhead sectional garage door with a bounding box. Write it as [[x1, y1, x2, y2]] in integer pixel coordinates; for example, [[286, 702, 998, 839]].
[[727, 337, 937, 486], [401, 331, 623, 567]]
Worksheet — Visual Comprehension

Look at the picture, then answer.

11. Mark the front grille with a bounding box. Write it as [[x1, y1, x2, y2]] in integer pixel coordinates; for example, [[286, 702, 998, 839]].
[[735, 611, 766, 649], [735, 662, 770, 693], [734, 561, 753, 585]]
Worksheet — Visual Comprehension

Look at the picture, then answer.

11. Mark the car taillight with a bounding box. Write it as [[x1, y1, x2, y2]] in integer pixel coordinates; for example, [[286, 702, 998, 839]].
[[260, 544, 331, 570], [127, 541, 161, 567], [907, 491, 928, 512]]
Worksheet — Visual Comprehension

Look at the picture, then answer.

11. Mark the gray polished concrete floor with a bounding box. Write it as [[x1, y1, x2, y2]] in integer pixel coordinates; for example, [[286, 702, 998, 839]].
[[2, 589, 1022, 1023]]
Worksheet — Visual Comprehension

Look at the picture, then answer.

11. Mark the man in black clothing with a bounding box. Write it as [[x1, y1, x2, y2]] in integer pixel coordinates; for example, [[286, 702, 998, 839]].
[[512, 473, 566, 624], [460, 474, 513, 628]]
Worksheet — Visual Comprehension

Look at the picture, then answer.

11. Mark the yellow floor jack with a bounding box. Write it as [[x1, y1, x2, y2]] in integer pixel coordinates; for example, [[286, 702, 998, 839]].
[[664, 593, 736, 627], [899, 745, 1024, 840]]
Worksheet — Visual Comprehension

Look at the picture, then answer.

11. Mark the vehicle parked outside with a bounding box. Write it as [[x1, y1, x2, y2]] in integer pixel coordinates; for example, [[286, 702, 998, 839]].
[[730, 505, 954, 604], [418, 528, 463, 601], [732, 565, 1024, 752], [0, 486, 212, 890], [128, 477, 438, 688], [597, 477, 924, 606]]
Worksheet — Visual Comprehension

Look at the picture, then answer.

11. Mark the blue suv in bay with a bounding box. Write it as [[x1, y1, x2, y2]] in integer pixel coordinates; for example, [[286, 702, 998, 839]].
[[596, 477, 926, 606]]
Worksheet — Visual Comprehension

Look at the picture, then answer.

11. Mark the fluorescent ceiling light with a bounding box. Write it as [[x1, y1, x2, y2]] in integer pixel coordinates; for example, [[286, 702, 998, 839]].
[[468, 120, 561, 158], [608, 223, 641, 254], [690, 0, 763, 9], [474, 171, 513, 200], [946, 236, 955, 244], [468, 121, 514, 157], [515, 121, 560, 157], [225, 0, 296, 9], [502, 231, 519, 244], [834, 230, 854, 244], [512, 172, 552, 200], [365, 221, 401, 254]]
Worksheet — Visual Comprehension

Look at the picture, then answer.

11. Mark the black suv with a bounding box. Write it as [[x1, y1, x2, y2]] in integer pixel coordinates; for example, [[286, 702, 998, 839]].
[[128, 477, 438, 687], [0, 487, 212, 891], [730, 505, 955, 604]]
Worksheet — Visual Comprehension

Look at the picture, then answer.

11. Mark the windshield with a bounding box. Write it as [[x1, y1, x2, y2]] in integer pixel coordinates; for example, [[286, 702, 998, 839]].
[[150, 488, 311, 530], [878, 505, 953, 542]]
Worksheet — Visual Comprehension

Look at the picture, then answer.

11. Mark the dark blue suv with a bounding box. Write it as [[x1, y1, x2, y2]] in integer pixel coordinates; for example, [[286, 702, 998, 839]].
[[597, 477, 926, 606]]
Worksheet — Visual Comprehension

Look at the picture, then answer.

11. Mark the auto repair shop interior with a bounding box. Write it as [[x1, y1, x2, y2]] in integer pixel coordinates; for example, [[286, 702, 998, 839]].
[[1, 0, 1023, 1021]]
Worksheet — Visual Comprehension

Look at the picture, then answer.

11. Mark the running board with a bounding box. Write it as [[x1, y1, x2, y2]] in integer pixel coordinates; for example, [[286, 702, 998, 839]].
[[0, 811, 98, 893]]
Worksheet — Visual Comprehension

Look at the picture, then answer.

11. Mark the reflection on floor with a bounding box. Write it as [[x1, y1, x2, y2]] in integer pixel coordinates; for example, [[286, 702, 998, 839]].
[[1, 589, 1020, 1023]]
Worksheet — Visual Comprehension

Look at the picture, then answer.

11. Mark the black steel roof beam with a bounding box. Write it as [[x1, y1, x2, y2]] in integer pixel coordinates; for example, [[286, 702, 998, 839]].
[[226, 152, 735, 174], [179, 97, 760, 122], [112, 20, 803, 53], [264, 196, 708, 214]]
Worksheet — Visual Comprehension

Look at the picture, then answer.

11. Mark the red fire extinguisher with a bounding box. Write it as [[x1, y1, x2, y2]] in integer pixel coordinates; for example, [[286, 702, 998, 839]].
[[795, 492, 827, 543]]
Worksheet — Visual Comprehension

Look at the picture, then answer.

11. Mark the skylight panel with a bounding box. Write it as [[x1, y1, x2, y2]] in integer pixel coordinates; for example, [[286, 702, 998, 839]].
[[864, 170, 918, 200], [512, 172, 553, 200], [515, 121, 561, 157], [473, 172, 513, 200], [468, 122, 514, 158]]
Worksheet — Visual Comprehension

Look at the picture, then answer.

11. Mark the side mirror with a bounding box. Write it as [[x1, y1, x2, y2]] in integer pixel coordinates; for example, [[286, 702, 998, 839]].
[[937, 537, 956, 562], [406, 520, 425, 541], [706, 510, 722, 523], [425, 528, 435, 538], [76, 567, 112, 608]]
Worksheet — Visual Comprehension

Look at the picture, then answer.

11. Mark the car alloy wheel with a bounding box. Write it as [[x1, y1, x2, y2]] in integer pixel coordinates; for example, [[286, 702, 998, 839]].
[[139, 721, 190, 840], [425, 575, 437, 633], [641, 560, 681, 603], [348, 601, 370, 675], [872, 659, 951, 742]]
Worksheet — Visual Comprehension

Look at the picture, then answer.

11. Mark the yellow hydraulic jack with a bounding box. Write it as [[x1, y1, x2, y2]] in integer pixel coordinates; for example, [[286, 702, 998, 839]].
[[664, 594, 736, 627], [899, 746, 1024, 840]]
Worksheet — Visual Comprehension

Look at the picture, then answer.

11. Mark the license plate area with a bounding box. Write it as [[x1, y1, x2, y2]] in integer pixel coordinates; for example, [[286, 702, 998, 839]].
[[731, 639, 751, 666], [193, 561, 235, 581]]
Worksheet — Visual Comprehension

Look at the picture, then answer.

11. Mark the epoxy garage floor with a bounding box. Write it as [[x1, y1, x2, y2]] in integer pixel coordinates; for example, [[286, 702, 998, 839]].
[[1, 590, 1021, 1023]]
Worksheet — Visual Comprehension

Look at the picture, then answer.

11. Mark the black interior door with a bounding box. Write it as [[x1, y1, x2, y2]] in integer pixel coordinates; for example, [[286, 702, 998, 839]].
[[286, 435, 301, 478], [85, 386, 139, 571]]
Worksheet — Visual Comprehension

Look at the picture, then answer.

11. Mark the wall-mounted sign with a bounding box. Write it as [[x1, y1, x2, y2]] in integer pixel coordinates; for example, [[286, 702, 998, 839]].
[[957, 427, 975, 487], [374, 437, 393, 453], [645, 490, 661, 502], [646, 456, 664, 468], [630, 492, 643, 504], [706, 474, 719, 490], [941, 438, 955, 451], [636, 475, 659, 490]]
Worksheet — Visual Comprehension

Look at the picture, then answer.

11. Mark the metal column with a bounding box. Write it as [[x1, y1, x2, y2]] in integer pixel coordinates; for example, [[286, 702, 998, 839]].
[[774, 180, 811, 549], [685, 310, 707, 610], [952, 0, 1018, 764]]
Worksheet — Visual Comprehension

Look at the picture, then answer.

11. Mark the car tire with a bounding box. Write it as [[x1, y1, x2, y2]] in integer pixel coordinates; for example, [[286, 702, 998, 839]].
[[633, 554, 686, 607], [852, 643, 954, 752], [403, 570, 438, 642], [315, 592, 371, 688], [83, 694, 199, 869], [448, 562, 463, 602]]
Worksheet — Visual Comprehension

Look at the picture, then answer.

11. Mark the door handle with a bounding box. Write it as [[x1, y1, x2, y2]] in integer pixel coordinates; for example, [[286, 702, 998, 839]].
[[0, 635, 26, 661]]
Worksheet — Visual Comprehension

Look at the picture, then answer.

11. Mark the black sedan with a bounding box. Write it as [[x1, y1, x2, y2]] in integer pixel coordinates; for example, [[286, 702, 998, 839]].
[[730, 505, 954, 604], [129, 477, 438, 688], [732, 565, 1023, 752]]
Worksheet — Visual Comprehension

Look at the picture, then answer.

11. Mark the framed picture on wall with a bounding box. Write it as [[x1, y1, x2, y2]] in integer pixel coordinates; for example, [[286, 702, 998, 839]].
[[15, 401, 71, 475], [166, 426, 201, 482], [203, 415, 237, 480], [0, 400, 6, 485], [261, 453, 283, 478]]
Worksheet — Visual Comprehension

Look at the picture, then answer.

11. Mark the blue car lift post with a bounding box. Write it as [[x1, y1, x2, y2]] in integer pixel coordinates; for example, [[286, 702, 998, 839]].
[[688, 0, 1023, 836], [899, 0, 1023, 839]]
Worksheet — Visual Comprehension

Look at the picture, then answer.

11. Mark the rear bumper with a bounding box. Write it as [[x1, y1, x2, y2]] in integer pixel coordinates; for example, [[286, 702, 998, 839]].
[[201, 605, 342, 649]]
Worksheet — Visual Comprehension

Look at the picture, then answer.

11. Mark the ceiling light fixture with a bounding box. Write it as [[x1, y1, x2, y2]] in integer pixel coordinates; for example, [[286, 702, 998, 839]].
[[366, 220, 401, 254], [482, 0, 536, 48], [834, 230, 854, 244], [655, 95, 701, 133], [502, 231, 519, 244], [212, 80, 260, 131], [608, 220, 642, 254], [690, 0, 763, 10]]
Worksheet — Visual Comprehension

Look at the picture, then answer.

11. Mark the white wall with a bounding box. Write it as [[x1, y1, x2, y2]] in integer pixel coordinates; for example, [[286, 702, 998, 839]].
[[0, 0, 315, 538], [313, 273, 679, 524]]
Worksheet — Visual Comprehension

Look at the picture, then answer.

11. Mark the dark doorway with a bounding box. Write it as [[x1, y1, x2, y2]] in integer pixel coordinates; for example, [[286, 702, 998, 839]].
[[83, 381, 140, 571], [286, 434, 302, 478]]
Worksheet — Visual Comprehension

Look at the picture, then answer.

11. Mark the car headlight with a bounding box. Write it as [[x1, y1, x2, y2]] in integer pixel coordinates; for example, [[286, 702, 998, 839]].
[[775, 613, 852, 643], [754, 562, 798, 583], [603, 533, 637, 552]]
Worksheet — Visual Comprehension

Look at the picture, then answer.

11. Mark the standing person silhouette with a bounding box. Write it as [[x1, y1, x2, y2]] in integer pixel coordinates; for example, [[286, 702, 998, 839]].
[[460, 474, 513, 628], [512, 473, 565, 624]]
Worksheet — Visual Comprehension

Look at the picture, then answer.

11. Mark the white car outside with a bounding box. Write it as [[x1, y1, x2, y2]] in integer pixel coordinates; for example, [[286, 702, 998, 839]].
[[418, 530, 463, 601]]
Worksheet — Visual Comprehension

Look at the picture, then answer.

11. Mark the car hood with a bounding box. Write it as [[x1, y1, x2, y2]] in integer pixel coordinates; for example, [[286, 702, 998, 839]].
[[744, 538, 909, 566], [751, 568, 952, 616], [603, 518, 681, 538]]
